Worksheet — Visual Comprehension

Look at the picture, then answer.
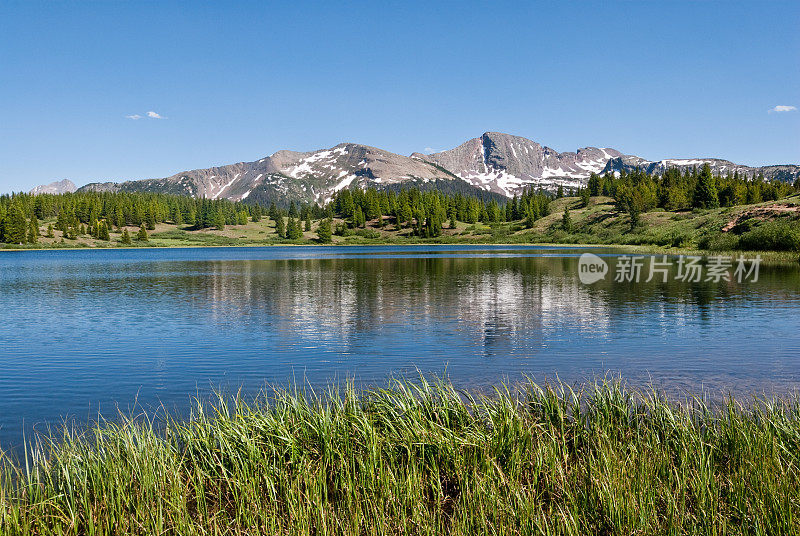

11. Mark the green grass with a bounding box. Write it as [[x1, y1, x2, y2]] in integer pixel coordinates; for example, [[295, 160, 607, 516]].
[[2, 378, 799, 535]]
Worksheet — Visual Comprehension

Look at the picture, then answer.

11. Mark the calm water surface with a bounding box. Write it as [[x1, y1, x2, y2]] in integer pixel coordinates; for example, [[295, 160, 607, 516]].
[[1, 245, 799, 448]]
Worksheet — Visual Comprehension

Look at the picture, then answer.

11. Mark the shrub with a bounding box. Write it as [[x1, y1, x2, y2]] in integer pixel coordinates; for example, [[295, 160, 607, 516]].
[[342, 228, 381, 239], [698, 232, 739, 251], [737, 221, 800, 251]]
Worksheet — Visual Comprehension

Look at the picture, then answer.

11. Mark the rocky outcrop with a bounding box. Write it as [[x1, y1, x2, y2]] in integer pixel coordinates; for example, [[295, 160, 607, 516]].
[[30, 179, 76, 195]]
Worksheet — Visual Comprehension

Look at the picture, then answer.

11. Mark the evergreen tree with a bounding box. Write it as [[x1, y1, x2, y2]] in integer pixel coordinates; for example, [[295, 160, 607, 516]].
[[145, 208, 157, 230], [524, 206, 536, 228], [316, 218, 332, 243], [663, 185, 690, 211], [120, 228, 132, 245], [556, 184, 564, 198], [136, 225, 148, 241], [99, 221, 110, 240], [399, 202, 413, 228], [275, 216, 286, 238], [562, 207, 572, 232], [337, 190, 355, 217], [693, 164, 720, 209], [213, 212, 225, 230], [487, 200, 501, 223], [287, 216, 303, 239], [352, 206, 365, 228], [616, 184, 643, 229], [365, 190, 381, 220], [4, 204, 27, 244], [580, 188, 590, 208], [304, 213, 312, 232], [588, 173, 603, 196], [27, 220, 38, 244], [114, 207, 125, 228], [55, 209, 70, 233], [415, 209, 425, 236], [288, 201, 298, 218], [46, 223, 54, 238]]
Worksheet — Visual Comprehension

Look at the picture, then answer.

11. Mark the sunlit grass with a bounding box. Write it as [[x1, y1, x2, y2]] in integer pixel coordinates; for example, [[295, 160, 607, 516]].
[[2, 378, 799, 534]]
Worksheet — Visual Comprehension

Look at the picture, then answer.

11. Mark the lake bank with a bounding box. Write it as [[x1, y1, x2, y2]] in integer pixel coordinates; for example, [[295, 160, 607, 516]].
[[3, 241, 798, 265], [4, 194, 799, 261], [2, 378, 798, 534]]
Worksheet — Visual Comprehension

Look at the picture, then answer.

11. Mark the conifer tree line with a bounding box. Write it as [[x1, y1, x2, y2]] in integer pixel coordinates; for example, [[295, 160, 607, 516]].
[[329, 187, 552, 238], [0, 191, 272, 244], [0, 166, 796, 244], [585, 164, 799, 227]]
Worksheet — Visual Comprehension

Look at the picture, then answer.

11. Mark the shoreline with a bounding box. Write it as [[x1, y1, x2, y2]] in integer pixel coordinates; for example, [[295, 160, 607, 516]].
[[2, 240, 798, 264], [3, 378, 799, 533]]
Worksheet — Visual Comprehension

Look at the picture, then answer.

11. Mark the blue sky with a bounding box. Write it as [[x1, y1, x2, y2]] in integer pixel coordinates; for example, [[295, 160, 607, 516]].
[[1, 0, 798, 192]]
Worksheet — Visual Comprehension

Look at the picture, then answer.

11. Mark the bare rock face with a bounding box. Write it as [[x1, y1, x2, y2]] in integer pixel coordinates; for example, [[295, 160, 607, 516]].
[[30, 179, 76, 195], [413, 132, 623, 197]]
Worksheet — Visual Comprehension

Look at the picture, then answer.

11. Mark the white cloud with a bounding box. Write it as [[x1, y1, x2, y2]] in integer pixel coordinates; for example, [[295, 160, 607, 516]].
[[146, 111, 164, 119], [125, 114, 142, 120], [424, 147, 435, 153], [769, 105, 797, 113]]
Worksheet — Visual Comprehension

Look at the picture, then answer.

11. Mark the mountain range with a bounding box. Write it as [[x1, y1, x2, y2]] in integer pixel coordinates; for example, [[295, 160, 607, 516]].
[[31, 132, 800, 204]]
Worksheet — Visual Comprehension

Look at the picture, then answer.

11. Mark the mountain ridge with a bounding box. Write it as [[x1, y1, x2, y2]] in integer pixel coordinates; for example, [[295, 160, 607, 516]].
[[29, 133, 799, 203]]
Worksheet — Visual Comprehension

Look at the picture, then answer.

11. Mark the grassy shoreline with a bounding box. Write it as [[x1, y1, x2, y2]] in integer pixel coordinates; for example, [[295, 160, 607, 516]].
[[4, 194, 799, 264], [2, 378, 799, 534], [2, 241, 798, 265]]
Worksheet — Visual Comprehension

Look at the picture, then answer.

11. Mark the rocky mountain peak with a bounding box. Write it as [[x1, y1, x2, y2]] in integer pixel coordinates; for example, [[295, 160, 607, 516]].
[[415, 132, 624, 196], [30, 179, 77, 195]]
